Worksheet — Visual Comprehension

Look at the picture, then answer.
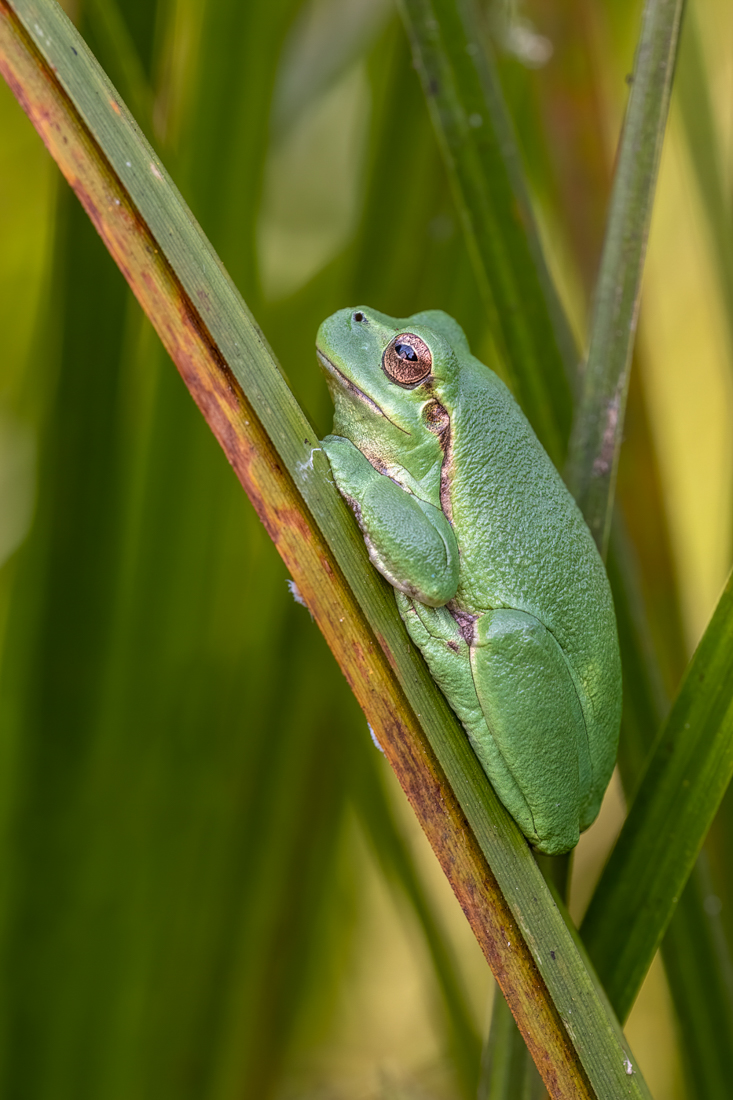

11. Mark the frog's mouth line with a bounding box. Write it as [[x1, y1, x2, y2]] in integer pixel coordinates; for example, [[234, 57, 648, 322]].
[[317, 349, 410, 436]]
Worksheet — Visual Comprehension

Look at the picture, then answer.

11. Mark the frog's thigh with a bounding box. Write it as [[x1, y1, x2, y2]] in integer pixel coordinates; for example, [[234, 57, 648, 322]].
[[395, 593, 535, 838], [471, 609, 587, 855]]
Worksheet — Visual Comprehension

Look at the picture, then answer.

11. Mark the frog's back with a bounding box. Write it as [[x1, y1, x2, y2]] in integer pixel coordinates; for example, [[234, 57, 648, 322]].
[[436, 355, 621, 817]]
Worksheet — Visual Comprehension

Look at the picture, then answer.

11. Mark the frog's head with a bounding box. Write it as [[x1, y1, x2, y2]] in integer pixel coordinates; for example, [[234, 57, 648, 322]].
[[316, 306, 466, 477]]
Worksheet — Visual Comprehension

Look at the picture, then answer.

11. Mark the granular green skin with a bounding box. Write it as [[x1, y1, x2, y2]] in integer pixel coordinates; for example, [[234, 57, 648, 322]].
[[318, 305, 621, 854]]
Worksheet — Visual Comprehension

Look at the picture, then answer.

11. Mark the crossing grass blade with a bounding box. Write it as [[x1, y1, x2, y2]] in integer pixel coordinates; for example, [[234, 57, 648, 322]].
[[564, 0, 685, 554], [582, 568, 733, 1020], [396, 0, 576, 466], [676, 3, 733, 368], [478, 989, 544, 1100], [660, 853, 733, 1097], [607, 526, 733, 1091], [0, 2, 658, 1096], [354, 754, 482, 1097]]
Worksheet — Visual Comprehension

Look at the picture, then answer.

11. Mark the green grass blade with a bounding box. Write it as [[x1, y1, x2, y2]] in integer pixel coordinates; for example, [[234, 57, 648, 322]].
[[614, 367, 689, 702], [478, 989, 543, 1100], [176, 0, 303, 302], [607, 525, 733, 1080], [661, 854, 733, 1098], [83, 0, 155, 131], [582, 568, 733, 1020], [565, 0, 685, 554], [396, 0, 575, 465], [676, 4, 733, 367], [0, 3, 655, 1095], [355, 756, 481, 1098]]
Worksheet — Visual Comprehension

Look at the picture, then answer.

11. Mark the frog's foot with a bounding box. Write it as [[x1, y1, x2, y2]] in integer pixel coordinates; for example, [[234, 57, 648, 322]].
[[470, 609, 591, 855], [395, 593, 538, 843]]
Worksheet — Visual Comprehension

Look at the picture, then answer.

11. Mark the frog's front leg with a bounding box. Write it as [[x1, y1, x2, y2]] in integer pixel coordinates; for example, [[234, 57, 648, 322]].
[[323, 435, 459, 606]]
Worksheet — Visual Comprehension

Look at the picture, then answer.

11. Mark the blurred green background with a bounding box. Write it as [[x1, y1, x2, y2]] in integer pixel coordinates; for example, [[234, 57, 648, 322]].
[[0, 0, 731, 1096]]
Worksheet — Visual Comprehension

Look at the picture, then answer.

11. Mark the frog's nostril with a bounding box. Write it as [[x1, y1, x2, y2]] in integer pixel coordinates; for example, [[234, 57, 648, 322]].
[[353, 311, 367, 323]]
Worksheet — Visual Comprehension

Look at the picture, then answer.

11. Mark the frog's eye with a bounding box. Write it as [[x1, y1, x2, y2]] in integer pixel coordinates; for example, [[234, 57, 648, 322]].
[[383, 334, 432, 386]]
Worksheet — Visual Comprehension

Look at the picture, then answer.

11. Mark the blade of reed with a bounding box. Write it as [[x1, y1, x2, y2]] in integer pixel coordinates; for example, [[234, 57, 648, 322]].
[[665, 18, 733, 1065], [396, 0, 576, 466], [660, 851, 733, 1098], [676, 3, 733, 367], [83, 0, 154, 129], [608, 529, 733, 1089], [0, 3, 653, 1096], [330, 19, 489, 359], [355, 752, 482, 1097], [478, 989, 544, 1100], [582, 569, 733, 1019], [564, 0, 685, 553]]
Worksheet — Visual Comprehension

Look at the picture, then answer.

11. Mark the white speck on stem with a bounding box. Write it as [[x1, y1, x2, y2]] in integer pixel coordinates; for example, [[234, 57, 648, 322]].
[[126, 161, 132, 168], [296, 446, 322, 477], [624, 1058, 633, 1076], [368, 724, 385, 754], [286, 579, 307, 608], [593, 391, 621, 476]]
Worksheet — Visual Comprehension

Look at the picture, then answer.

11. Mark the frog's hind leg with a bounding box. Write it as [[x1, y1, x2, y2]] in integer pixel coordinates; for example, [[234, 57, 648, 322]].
[[394, 593, 536, 841], [470, 609, 589, 855]]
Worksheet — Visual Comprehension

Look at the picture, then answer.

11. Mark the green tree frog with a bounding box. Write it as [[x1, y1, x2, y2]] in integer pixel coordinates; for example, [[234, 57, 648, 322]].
[[317, 305, 621, 855]]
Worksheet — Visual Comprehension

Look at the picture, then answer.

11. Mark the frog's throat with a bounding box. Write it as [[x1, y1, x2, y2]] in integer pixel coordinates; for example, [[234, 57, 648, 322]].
[[317, 350, 410, 436]]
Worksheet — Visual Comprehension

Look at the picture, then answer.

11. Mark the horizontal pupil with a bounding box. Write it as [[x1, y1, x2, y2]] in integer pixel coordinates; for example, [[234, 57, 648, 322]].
[[395, 343, 418, 361]]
